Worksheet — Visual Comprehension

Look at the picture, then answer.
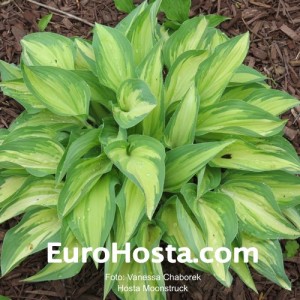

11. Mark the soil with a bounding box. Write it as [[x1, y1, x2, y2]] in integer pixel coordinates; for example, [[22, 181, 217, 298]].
[[0, 0, 300, 299]]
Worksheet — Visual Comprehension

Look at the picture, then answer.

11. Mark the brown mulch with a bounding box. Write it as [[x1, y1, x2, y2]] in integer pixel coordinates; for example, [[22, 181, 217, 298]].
[[0, 0, 300, 299]]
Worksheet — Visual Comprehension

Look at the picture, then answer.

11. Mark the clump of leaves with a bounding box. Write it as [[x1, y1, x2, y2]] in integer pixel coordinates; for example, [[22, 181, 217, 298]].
[[0, 0, 300, 298]]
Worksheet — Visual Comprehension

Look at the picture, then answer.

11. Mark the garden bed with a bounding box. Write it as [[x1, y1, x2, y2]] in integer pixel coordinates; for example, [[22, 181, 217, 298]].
[[0, 0, 300, 299]]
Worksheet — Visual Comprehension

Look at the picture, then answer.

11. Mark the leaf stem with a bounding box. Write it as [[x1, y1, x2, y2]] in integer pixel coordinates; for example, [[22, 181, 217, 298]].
[[88, 115, 97, 125], [75, 116, 93, 129]]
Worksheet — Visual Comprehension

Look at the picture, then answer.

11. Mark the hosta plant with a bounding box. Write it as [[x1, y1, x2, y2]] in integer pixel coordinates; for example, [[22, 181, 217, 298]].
[[0, 0, 300, 298]]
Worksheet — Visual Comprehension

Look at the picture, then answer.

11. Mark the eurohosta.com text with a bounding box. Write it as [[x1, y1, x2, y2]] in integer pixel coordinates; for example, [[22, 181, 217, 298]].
[[47, 242, 258, 264]]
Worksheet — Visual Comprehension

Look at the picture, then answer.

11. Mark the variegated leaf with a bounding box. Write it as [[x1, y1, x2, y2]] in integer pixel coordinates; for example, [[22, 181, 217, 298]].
[[115, 179, 146, 246], [21, 32, 75, 69], [221, 83, 269, 102], [0, 60, 22, 81], [244, 88, 299, 116], [93, 24, 136, 91], [72, 70, 115, 110], [114, 259, 166, 300], [196, 33, 249, 107], [165, 50, 208, 108], [3, 126, 57, 144], [68, 174, 118, 253], [158, 197, 210, 273], [210, 137, 300, 174], [104, 233, 126, 298], [229, 64, 267, 86], [0, 129, 7, 146], [114, 222, 166, 300], [230, 241, 257, 292], [220, 180, 299, 239], [163, 17, 208, 68], [105, 135, 165, 219], [135, 220, 163, 248], [181, 185, 237, 285], [223, 171, 300, 208], [99, 117, 127, 146], [1, 208, 61, 275], [197, 166, 221, 197], [0, 136, 64, 176], [196, 100, 285, 137], [58, 154, 112, 216], [138, 41, 164, 139], [283, 207, 300, 230], [22, 65, 90, 117], [127, 0, 161, 65], [201, 27, 229, 52], [240, 233, 291, 290], [0, 173, 28, 207], [56, 128, 101, 182], [116, 1, 148, 36], [9, 110, 82, 132], [0, 79, 45, 113], [165, 85, 199, 148], [159, 197, 188, 246], [0, 177, 62, 223], [113, 79, 157, 129], [176, 198, 214, 274], [25, 227, 83, 282], [73, 38, 96, 73], [164, 140, 234, 192]]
